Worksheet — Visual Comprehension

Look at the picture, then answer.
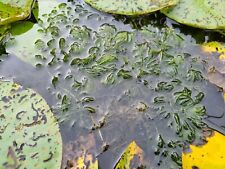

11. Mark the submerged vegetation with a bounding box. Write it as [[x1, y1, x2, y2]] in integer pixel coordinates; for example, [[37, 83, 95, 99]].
[[0, 0, 225, 169]]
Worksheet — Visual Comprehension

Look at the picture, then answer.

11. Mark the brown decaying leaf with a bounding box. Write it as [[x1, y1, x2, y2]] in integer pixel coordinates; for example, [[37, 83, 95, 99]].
[[207, 70, 225, 91], [62, 133, 98, 169]]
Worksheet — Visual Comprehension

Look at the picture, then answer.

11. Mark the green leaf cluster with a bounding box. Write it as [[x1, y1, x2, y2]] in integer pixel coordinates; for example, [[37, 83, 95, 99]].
[[85, 0, 225, 30]]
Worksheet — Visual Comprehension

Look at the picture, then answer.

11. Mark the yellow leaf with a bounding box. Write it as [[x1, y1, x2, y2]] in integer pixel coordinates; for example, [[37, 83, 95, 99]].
[[182, 131, 225, 169], [63, 133, 98, 169], [115, 141, 144, 169], [202, 41, 225, 61], [86, 154, 98, 169], [72, 154, 98, 169], [75, 156, 86, 169]]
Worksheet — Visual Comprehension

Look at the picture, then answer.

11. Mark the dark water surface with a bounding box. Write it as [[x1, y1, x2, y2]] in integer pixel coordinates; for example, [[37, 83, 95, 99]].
[[1, 0, 225, 168]]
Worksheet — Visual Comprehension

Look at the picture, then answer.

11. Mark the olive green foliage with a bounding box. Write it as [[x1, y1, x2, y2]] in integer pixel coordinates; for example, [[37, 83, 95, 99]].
[[0, 81, 62, 169], [84, 0, 178, 15], [6, 0, 58, 66], [5, 2, 212, 168], [84, 0, 225, 30], [0, 0, 34, 25], [161, 0, 225, 29]]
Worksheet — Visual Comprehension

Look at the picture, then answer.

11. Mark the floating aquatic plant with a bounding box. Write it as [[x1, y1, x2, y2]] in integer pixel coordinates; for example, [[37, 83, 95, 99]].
[[0, 0, 34, 25], [3, 1, 223, 168], [161, 0, 225, 29], [84, 0, 178, 15], [0, 80, 62, 169]]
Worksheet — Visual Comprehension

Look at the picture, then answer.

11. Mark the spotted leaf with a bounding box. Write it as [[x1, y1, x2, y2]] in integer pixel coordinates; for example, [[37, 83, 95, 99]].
[[0, 81, 62, 169], [182, 131, 225, 169], [161, 0, 225, 29], [84, 0, 178, 15]]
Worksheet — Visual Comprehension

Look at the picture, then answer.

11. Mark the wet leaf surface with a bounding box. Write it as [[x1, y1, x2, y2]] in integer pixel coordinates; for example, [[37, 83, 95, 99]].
[[1, 1, 225, 169], [114, 141, 145, 169], [201, 42, 225, 90], [182, 130, 225, 169], [0, 80, 62, 168], [207, 70, 225, 91], [5, 0, 59, 66], [84, 0, 178, 15], [202, 42, 225, 72], [0, 0, 34, 26], [63, 133, 98, 169], [161, 0, 225, 29]]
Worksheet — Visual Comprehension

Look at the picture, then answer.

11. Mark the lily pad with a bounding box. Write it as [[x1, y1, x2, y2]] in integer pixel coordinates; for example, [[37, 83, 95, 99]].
[[84, 0, 178, 15], [182, 131, 225, 169], [161, 0, 225, 29], [0, 81, 62, 168], [201, 42, 225, 90], [6, 0, 59, 66], [202, 41, 225, 62], [63, 133, 98, 169], [114, 141, 145, 168], [207, 70, 225, 91], [0, 0, 34, 26]]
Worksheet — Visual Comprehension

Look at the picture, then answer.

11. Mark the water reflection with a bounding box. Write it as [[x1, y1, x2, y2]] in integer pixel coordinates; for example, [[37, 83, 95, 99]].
[[1, 0, 225, 169]]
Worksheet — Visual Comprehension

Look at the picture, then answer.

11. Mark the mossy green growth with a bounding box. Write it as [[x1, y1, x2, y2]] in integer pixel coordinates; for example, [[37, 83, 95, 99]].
[[5, 0, 59, 66], [3, 1, 219, 168], [0, 0, 34, 26], [0, 81, 62, 169], [161, 0, 225, 29], [85, 0, 178, 15]]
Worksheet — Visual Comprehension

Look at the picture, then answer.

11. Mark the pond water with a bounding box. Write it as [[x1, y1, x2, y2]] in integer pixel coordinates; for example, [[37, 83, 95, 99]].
[[0, 0, 225, 168]]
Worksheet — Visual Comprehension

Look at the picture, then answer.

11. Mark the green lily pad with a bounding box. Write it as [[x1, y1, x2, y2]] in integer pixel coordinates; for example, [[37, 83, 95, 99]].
[[0, 81, 62, 168], [161, 0, 225, 29], [84, 0, 178, 15], [10, 1, 39, 36], [6, 0, 59, 66], [0, 0, 34, 26]]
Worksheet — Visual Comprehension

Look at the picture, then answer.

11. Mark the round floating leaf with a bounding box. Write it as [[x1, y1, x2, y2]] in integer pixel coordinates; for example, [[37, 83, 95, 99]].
[[0, 81, 62, 168], [0, 0, 34, 26], [161, 0, 225, 29], [182, 131, 225, 169], [84, 0, 178, 15]]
